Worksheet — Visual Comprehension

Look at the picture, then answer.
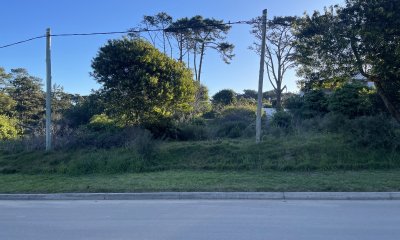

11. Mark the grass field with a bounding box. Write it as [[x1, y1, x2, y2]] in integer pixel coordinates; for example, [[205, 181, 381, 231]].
[[1, 170, 400, 193]]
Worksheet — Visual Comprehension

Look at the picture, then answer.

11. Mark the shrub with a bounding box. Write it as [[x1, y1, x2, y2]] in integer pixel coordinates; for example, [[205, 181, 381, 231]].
[[284, 95, 304, 117], [270, 111, 293, 129], [210, 105, 256, 139], [219, 105, 255, 123], [87, 114, 118, 131], [346, 115, 399, 149], [216, 121, 249, 138], [328, 83, 374, 118], [177, 123, 209, 141], [212, 89, 237, 107], [0, 115, 20, 140], [53, 126, 154, 150], [302, 90, 329, 118], [124, 129, 157, 158], [319, 113, 349, 133]]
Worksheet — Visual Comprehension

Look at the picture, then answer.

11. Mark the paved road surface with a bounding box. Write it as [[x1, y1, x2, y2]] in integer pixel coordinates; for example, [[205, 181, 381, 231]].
[[0, 200, 399, 240]]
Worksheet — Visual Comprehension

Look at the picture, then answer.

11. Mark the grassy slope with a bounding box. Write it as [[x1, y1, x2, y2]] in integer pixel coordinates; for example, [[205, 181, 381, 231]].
[[1, 134, 399, 193], [1, 133, 400, 175], [1, 170, 400, 193]]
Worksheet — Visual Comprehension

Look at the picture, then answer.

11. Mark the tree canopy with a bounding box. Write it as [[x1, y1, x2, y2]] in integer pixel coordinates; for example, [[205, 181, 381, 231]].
[[131, 13, 235, 83], [212, 89, 237, 107], [294, 0, 400, 122], [91, 38, 196, 125]]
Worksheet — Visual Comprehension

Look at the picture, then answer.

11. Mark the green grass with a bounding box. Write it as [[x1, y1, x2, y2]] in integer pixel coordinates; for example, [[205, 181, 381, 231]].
[[0, 170, 399, 193], [1, 133, 400, 175]]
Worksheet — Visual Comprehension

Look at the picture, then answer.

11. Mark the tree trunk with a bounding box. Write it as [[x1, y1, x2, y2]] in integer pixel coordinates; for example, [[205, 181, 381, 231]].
[[374, 81, 400, 124], [275, 79, 283, 110], [193, 44, 198, 81], [178, 35, 183, 62], [198, 43, 205, 83], [275, 90, 282, 110]]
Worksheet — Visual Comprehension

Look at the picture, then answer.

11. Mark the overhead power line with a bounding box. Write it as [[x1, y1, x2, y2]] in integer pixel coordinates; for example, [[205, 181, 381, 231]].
[[0, 35, 46, 49], [0, 20, 260, 49]]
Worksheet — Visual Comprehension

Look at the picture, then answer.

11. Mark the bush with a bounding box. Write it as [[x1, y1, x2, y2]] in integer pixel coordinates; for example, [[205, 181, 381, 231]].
[[302, 90, 329, 118], [346, 115, 400, 149], [210, 105, 256, 139], [0, 115, 20, 140], [176, 122, 209, 141], [87, 114, 118, 131], [319, 113, 349, 133], [212, 89, 237, 107], [270, 111, 293, 129], [215, 121, 249, 138], [284, 95, 304, 117], [219, 105, 255, 123], [328, 83, 374, 118], [124, 129, 157, 158]]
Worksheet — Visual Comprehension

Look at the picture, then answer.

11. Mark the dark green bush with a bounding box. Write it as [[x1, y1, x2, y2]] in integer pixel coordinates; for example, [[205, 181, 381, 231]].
[[328, 83, 374, 118], [212, 89, 237, 107], [302, 90, 329, 118], [219, 105, 255, 123], [319, 113, 349, 133], [211, 105, 255, 139], [124, 129, 157, 158], [284, 95, 304, 117], [216, 121, 248, 138], [271, 111, 293, 129], [177, 124, 209, 141], [346, 115, 399, 149]]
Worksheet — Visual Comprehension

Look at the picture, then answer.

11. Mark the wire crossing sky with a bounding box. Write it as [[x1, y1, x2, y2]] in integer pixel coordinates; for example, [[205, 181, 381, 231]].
[[0, 20, 259, 49], [0, 0, 343, 96]]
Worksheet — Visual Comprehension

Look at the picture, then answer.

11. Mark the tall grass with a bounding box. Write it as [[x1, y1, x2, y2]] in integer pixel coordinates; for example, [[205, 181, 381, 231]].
[[1, 132, 399, 175]]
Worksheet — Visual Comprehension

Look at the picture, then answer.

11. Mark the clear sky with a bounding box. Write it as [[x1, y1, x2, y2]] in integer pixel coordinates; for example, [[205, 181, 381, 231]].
[[0, 0, 343, 96]]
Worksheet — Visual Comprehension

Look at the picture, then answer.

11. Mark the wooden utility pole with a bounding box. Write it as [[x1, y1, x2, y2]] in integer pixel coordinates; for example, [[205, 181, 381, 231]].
[[256, 9, 267, 143], [46, 28, 52, 151]]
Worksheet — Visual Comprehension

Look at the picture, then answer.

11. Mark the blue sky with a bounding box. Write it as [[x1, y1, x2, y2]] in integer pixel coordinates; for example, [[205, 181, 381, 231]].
[[0, 0, 342, 96]]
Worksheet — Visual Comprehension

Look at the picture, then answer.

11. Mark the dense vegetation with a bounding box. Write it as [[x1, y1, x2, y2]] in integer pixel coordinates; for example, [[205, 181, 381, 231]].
[[1, 0, 400, 189]]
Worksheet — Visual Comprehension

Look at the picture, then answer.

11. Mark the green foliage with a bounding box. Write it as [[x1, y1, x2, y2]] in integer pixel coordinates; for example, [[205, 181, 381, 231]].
[[328, 83, 375, 118], [176, 120, 209, 141], [285, 91, 328, 118], [0, 115, 20, 140], [2, 136, 400, 176], [192, 83, 211, 117], [212, 89, 237, 107], [91, 38, 196, 125], [284, 94, 303, 113], [212, 105, 255, 139], [240, 89, 258, 100], [294, 0, 400, 122], [219, 105, 255, 122], [0, 92, 16, 116], [167, 15, 234, 82], [5, 69, 45, 133], [132, 13, 235, 83], [88, 114, 118, 131], [270, 111, 293, 129], [63, 91, 106, 128], [346, 115, 399, 149], [302, 90, 329, 117]]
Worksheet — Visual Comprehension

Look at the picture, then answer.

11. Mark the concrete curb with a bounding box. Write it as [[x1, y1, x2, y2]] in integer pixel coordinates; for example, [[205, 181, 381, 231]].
[[0, 192, 399, 200]]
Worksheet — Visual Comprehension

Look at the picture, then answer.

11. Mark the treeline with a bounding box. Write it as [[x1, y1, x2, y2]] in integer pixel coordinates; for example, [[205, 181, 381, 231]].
[[1, 0, 400, 153]]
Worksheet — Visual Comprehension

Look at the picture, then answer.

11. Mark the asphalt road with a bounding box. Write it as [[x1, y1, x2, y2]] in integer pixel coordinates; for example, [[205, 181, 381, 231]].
[[0, 200, 399, 240]]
